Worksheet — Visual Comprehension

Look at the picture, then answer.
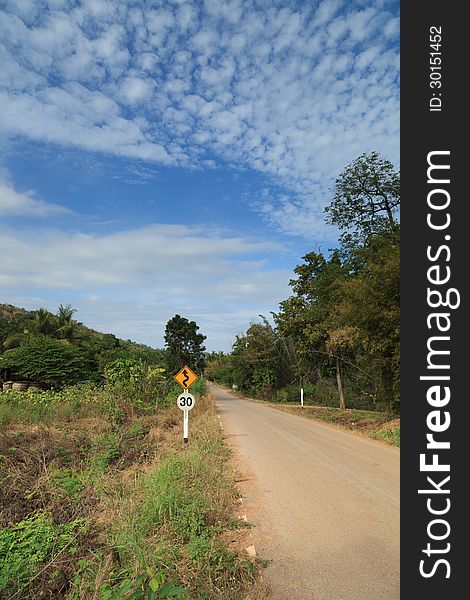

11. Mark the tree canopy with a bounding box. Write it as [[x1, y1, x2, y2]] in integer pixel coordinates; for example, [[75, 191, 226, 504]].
[[0, 335, 90, 386], [325, 151, 400, 246], [164, 315, 207, 375], [206, 151, 400, 412]]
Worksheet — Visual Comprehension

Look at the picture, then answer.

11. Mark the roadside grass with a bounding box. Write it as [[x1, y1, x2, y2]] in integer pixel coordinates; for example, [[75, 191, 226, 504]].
[[267, 403, 400, 447], [0, 383, 267, 599]]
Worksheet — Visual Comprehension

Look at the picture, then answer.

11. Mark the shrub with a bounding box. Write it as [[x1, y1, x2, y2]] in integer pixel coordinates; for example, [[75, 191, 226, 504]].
[[0, 335, 90, 386], [0, 512, 86, 595]]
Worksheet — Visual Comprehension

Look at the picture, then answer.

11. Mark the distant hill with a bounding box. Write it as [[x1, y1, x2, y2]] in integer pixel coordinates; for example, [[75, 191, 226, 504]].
[[0, 303, 163, 365]]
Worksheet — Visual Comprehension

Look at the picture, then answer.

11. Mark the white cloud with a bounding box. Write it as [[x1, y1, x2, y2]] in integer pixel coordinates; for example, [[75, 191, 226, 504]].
[[0, 0, 399, 238], [0, 179, 71, 217], [0, 221, 291, 350]]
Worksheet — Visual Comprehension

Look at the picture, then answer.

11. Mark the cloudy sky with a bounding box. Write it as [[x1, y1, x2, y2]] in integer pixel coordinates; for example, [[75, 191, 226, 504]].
[[0, 0, 399, 352]]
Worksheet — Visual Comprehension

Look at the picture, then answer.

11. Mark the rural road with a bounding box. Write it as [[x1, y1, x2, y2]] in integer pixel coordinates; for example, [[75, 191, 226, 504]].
[[209, 382, 400, 600]]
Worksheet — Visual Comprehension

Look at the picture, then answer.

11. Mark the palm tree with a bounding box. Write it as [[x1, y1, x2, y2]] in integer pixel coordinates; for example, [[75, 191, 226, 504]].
[[3, 305, 79, 349], [54, 304, 78, 341], [3, 307, 55, 349]]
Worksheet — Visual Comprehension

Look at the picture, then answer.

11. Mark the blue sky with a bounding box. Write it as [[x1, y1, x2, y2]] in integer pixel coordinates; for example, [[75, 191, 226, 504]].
[[0, 0, 399, 352]]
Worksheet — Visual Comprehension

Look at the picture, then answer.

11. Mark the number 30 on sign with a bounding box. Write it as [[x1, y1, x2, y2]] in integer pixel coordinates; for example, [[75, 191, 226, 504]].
[[177, 393, 195, 411]]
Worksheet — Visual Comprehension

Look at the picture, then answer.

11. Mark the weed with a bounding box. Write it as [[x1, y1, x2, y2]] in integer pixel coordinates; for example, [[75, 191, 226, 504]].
[[99, 568, 188, 599], [91, 432, 121, 474], [0, 381, 266, 599], [49, 468, 83, 497], [127, 422, 148, 441], [370, 423, 400, 446], [0, 511, 86, 596]]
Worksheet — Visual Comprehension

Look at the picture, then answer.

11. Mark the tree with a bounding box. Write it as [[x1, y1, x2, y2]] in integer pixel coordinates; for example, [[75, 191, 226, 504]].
[[3, 308, 55, 349], [275, 251, 351, 408], [3, 305, 79, 349], [325, 151, 400, 246], [231, 317, 282, 398], [275, 252, 347, 375], [333, 231, 400, 409], [163, 315, 207, 375], [54, 304, 79, 341], [0, 335, 89, 386]]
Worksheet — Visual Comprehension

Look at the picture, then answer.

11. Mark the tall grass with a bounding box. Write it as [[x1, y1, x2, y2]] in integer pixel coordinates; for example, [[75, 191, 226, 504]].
[[94, 394, 260, 599]]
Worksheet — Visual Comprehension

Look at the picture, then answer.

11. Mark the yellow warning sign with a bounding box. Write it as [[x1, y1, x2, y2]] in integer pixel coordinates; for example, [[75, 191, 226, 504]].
[[174, 365, 198, 389]]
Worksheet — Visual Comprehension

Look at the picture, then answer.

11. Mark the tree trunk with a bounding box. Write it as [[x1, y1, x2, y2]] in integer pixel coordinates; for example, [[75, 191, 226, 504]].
[[336, 357, 346, 410]]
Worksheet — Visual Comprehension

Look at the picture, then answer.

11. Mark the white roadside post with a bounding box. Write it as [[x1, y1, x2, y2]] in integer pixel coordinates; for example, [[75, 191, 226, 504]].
[[183, 406, 189, 441], [301, 387, 304, 409]]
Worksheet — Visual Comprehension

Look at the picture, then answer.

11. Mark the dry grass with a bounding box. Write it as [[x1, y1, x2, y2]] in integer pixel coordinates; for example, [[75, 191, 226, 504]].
[[0, 387, 268, 599]]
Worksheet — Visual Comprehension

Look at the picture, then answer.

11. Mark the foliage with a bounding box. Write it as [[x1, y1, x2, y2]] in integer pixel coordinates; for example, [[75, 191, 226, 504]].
[[99, 569, 187, 599], [164, 315, 207, 375], [2, 304, 79, 349], [204, 352, 235, 387], [206, 152, 400, 413], [0, 304, 31, 350], [370, 423, 400, 447], [325, 151, 400, 247], [0, 335, 91, 386], [229, 318, 284, 399], [0, 511, 86, 596], [1, 379, 263, 599], [0, 304, 165, 386], [108, 412, 258, 599]]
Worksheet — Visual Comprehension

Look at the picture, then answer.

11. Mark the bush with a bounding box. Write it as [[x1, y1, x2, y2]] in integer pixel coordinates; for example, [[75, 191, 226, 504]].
[[0, 335, 91, 386], [0, 512, 86, 596]]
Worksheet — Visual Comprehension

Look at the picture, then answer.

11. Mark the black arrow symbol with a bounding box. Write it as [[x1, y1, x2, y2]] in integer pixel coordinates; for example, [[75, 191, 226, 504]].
[[182, 369, 190, 388]]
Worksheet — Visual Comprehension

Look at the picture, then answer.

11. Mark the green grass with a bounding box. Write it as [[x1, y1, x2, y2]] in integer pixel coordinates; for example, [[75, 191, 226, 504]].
[[370, 424, 400, 447], [1, 381, 266, 599], [102, 405, 259, 600]]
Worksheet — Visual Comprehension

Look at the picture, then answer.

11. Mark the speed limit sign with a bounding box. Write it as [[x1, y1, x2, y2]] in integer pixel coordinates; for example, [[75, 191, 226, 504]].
[[177, 392, 195, 411]]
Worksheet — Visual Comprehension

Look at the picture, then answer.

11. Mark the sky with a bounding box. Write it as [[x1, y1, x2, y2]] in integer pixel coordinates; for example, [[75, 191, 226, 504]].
[[0, 0, 399, 352]]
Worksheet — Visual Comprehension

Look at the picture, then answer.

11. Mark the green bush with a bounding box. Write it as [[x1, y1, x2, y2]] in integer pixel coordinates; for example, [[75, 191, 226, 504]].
[[0, 335, 92, 386], [99, 569, 188, 599], [0, 512, 86, 595]]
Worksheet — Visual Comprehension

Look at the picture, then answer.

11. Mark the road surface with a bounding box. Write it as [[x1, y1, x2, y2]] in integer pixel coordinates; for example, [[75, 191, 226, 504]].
[[210, 382, 399, 600]]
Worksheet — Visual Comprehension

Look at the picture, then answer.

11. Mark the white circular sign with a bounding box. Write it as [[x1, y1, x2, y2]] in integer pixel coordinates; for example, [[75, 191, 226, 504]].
[[177, 392, 196, 411]]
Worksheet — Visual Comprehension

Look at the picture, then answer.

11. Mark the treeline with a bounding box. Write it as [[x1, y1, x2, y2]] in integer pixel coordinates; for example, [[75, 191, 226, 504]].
[[0, 305, 207, 389], [0, 304, 164, 387], [206, 152, 400, 413]]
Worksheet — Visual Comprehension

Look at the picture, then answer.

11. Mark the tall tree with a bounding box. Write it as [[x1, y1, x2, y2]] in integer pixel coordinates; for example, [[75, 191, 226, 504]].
[[275, 253, 346, 369], [54, 304, 79, 341], [334, 231, 400, 409], [164, 315, 207, 375], [325, 151, 400, 246], [275, 251, 351, 408], [231, 317, 282, 398]]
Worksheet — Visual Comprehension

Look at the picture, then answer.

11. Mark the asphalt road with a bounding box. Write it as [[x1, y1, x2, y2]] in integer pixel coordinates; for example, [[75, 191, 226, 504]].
[[210, 382, 400, 600]]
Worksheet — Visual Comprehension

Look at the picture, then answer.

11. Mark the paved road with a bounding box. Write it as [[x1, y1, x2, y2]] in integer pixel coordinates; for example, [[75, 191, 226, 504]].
[[210, 382, 400, 600]]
